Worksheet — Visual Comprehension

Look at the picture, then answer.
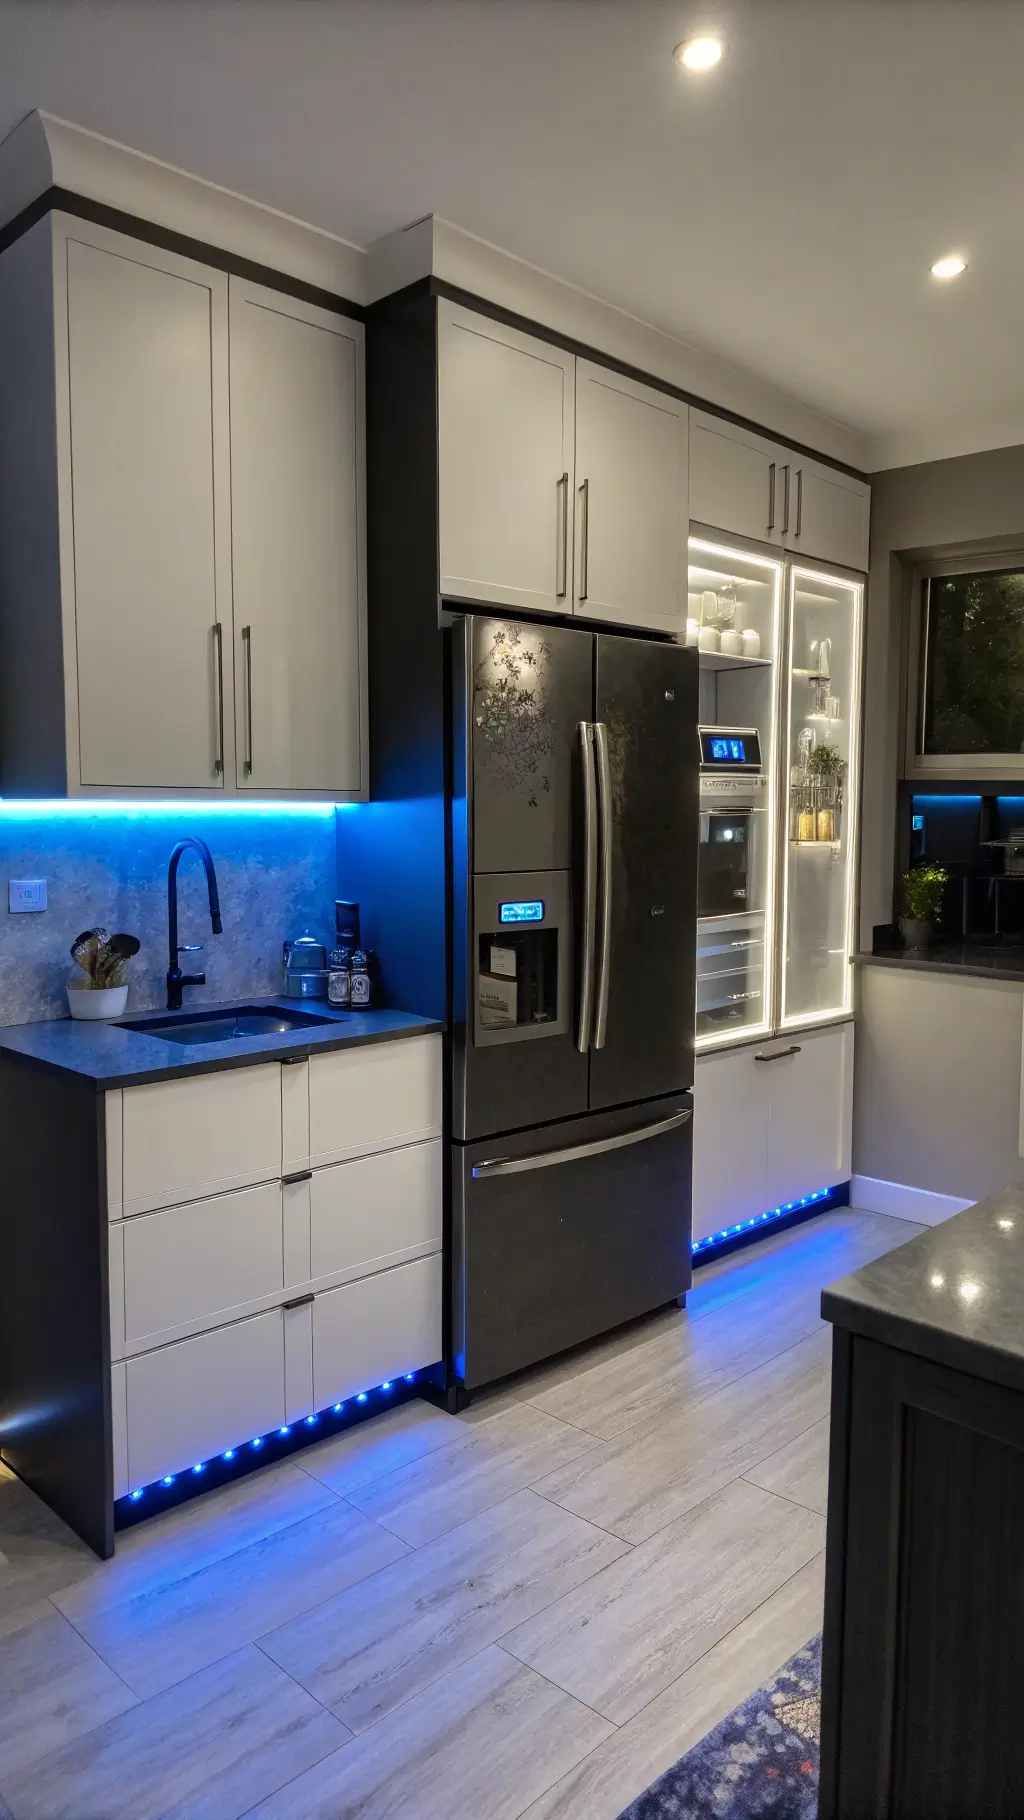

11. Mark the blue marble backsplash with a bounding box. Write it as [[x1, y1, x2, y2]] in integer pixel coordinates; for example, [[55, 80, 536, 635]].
[[0, 806, 340, 1026]]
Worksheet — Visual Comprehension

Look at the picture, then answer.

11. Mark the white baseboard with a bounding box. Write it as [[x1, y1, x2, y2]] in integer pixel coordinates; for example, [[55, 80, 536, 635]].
[[850, 1174, 973, 1227]]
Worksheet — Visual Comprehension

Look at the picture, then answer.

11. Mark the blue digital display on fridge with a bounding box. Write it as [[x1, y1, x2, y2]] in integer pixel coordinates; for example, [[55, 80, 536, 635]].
[[499, 900, 545, 924]]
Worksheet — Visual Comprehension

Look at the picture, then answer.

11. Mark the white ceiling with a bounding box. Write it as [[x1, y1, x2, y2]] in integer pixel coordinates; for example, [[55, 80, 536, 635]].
[[1, 0, 1021, 469]]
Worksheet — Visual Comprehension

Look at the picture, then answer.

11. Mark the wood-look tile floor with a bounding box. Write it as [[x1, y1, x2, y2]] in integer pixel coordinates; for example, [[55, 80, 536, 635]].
[[0, 1206, 920, 1820]]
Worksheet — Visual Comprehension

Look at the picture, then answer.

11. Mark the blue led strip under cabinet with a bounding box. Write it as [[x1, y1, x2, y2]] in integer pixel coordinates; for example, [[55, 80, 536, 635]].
[[691, 1187, 838, 1261]]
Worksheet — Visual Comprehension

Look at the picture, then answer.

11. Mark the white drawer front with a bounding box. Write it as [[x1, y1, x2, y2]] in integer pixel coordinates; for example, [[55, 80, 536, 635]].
[[310, 1140, 442, 1283], [312, 1255, 442, 1408], [122, 1181, 285, 1346], [125, 1310, 285, 1487], [308, 1034, 441, 1166], [121, 1064, 283, 1215]]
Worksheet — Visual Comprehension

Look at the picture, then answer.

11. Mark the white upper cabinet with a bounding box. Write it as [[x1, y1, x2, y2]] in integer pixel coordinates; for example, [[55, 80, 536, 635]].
[[64, 232, 231, 790], [784, 457, 869, 572], [438, 301, 575, 614], [689, 412, 783, 549], [573, 362, 688, 637], [229, 280, 365, 795], [689, 409, 869, 573]]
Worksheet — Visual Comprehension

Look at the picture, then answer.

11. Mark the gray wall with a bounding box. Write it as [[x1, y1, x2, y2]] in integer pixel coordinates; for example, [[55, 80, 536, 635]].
[[855, 445, 1024, 1194], [855, 963, 1024, 1201], [0, 807, 337, 1025], [861, 442, 1024, 943]]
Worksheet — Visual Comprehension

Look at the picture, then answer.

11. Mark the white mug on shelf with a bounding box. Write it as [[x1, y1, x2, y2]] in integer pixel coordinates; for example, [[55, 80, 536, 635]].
[[685, 617, 699, 647], [741, 628, 761, 659], [720, 629, 743, 656], [698, 624, 720, 653]]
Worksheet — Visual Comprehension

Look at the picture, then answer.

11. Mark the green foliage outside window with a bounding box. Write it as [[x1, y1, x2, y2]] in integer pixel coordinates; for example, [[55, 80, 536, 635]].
[[923, 568, 1024, 754]]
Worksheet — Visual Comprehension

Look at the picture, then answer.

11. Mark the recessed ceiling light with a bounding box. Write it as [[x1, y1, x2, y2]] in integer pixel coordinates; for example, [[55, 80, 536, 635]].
[[930, 254, 967, 280], [675, 36, 723, 71]]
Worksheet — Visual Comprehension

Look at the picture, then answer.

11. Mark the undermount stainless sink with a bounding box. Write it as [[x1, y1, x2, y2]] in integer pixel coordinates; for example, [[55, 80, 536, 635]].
[[124, 1005, 338, 1046]]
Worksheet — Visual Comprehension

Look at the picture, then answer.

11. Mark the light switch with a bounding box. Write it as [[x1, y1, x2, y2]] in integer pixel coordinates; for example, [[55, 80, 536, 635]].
[[9, 879, 47, 913]]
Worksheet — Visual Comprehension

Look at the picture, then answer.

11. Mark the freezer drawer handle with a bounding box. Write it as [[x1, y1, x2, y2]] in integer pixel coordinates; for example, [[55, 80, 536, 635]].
[[471, 1107, 692, 1178], [577, 721, 598, 1053], [592, 720, 613, 1049], [754, 1044, 802, 1063]]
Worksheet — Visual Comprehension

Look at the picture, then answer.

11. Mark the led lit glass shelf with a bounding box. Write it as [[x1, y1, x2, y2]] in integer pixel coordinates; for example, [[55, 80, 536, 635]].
[[697, 650, 773, 674]]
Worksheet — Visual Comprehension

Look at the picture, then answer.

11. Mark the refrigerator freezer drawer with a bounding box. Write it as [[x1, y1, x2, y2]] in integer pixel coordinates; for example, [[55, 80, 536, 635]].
[[453, 1094, 693, 1388]]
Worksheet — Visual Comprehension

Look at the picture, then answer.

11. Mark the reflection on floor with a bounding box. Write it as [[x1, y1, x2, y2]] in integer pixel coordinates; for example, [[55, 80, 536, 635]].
[[0, 1206, 920, 1820]]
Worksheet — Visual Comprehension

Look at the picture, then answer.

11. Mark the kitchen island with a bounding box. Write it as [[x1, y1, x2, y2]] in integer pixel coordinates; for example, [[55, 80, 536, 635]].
[[819, 1187, 1024, 1818], [0, 1001, 443, 1557]]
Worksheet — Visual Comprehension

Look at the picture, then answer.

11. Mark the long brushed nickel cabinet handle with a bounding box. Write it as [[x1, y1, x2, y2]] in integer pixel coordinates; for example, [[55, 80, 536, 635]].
[[578, 477, 590, 601], [242, 625, 253, 776], [768, 461, 776, 533], [556, 472, 569, 598], [212, 622, 225, 775]]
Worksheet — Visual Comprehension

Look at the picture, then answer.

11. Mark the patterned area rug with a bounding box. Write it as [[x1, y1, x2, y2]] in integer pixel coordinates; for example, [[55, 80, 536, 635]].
[[617, 1635, 821, 1819]]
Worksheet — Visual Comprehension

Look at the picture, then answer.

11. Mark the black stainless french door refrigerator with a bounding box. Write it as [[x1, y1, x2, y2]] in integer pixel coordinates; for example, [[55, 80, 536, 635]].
[[450, 615, 699, 1390]]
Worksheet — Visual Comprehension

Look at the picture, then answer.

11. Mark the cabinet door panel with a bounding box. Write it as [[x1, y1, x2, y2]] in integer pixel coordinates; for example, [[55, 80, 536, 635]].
[[308, 1034, 442, 1167], [310, 1140, 442, 1281], [230, 280, 365, 794], [787, 461, 869, 571], [125, 1310, 285, 1486], [438, 303, 575, 613], [574, 363, 687, 636], [689, 412, 782, 547], [122, 1181, 284, 1345], [121, 1064, 283, 1215], [766, 1023, 853, 1207], [692, 1045, 771, 1243], [312, 1255, 442, 1407], [65, 234, 228, 788]]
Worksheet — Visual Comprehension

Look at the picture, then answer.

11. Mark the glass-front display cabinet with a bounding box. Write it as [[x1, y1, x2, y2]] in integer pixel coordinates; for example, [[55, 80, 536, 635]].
[[690, 539, 863, 1048], [781, 566, 863, 1027]]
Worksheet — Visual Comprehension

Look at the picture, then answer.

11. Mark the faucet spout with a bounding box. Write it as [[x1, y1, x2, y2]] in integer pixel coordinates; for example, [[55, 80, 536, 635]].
[[166, 838, 223, 1010]]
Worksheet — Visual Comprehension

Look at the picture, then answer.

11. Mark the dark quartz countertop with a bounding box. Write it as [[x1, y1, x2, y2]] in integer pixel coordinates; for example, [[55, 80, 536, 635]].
[[857, 947, 1024, 985], [0, 999, 443, 1091], [822, 1188, 1024, 1394]]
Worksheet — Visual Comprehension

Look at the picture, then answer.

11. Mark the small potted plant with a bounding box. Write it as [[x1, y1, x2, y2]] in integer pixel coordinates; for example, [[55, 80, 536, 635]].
[[67, 928, 141, 1020], [899, 866, 947, 953], [806, 741, 847, 842]]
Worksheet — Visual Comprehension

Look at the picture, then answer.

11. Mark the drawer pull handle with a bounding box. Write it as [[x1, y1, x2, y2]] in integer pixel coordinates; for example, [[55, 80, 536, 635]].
[[754, 1045, 802, 1063], [282, 1293, 314, 1310], [281, 1054, 308, 1067], [282, 1169, 312, 1186]]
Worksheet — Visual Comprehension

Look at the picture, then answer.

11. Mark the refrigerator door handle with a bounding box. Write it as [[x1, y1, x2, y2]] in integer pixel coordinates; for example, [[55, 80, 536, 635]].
[[592, 719, 613, 1049], [577, 721, 598, 1053], [471, 1107, 692, 1177]]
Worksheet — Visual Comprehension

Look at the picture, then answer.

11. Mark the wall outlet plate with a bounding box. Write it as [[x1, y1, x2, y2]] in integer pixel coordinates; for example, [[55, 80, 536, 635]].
[[10, 878, 47, 913]]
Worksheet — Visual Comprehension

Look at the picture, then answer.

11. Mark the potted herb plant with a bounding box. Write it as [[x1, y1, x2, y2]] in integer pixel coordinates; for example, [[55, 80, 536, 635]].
[[899, 865, 947, 953], [67, 928, 141, 1020], [805, 741, 848, 841]]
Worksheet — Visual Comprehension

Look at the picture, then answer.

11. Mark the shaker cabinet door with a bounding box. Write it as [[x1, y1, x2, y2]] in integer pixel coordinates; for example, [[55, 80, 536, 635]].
[[229, 280, 366, 795], [64, 231, 231, 789], [574, 363, 688, 637], [438, 302, 575, 614], [785, 459, 869, 572], [689, 411, 782, 547], [691, 1045, 771, 1242]]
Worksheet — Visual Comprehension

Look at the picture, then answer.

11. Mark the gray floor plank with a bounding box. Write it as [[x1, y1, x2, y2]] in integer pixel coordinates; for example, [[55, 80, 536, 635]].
[[519, 1553, 826, 1820], [503, 1477, 824, 1724], [260, 1486, 629, 1733], [744, 1416, 830, 1514], [242, 1644, 613, 1820], [297, 1398, 468, 1498], [0, 1602, 139, 1783], [0, 1466, 99, 1636], [54, 1498, 409, 1699], [0, 1645, 348, 1820], [346, 1403, 602, 1547], [531, 1327, 831, 1543]]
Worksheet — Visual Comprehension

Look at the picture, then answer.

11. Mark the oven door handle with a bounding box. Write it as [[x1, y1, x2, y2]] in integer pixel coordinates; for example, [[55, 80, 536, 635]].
[[471, 1107, 692, 1178], [577, 721, 598, 1053]]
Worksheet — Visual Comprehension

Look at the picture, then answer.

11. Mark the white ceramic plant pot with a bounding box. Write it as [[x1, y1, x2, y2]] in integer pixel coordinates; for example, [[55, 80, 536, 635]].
[[67, 982, 129, 1020]]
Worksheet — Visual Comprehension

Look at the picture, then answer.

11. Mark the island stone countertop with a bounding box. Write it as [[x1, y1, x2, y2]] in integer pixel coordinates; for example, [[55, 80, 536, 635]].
[[822, 1186, 1024, 1395], [0, 998, 443, 1091]]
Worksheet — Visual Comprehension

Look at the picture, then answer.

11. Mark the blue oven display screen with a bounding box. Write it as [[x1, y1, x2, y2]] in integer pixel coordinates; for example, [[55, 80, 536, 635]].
[[499, 900, 545, 924], [710, 736, 747, 763]]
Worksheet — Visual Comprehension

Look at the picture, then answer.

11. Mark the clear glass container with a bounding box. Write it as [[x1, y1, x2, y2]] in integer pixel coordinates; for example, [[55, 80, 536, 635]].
[[781, 567, 863, 1027], [690, 538, 784, 1044]]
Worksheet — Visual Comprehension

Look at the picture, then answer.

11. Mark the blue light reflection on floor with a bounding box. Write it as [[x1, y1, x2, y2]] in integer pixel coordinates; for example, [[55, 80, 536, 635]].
[[691, 1186, 845, 1267]]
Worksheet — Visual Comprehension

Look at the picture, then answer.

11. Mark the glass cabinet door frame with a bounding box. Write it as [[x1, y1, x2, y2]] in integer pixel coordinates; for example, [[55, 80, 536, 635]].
[[690, 534, 786, 1051], [777, 561, 865, 1031]]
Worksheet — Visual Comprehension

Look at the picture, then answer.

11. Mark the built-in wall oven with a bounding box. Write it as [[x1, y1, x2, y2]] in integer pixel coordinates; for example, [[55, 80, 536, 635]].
[[697, 727, 769, 1037]]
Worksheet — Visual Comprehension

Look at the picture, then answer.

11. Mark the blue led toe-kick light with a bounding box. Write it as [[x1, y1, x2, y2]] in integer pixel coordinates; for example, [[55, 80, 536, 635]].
[[691, 1186, 842, 1263], [116, 1369, 434, 1527]]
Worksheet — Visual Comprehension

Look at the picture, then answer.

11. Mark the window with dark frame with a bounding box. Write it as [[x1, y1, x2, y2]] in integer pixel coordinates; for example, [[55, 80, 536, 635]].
[[919, 566, 1024, 756]]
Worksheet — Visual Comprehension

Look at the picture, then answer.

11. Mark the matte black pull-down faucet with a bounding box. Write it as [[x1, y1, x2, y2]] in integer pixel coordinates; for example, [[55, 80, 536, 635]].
[[166, 838, 223, 1010]]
